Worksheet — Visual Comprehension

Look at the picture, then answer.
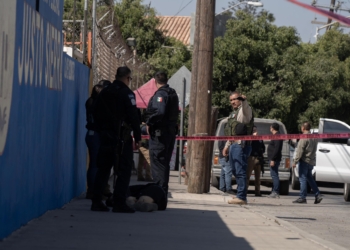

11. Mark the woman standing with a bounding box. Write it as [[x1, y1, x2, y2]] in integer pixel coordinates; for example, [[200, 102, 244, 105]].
[[85, 80, 111, 199]]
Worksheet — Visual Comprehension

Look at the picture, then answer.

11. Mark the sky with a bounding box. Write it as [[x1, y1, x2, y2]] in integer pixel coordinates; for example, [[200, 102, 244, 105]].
[[146, 0, 350, 43]]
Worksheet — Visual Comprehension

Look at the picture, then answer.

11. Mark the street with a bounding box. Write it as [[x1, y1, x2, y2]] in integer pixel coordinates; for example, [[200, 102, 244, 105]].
[[242, 182, 350, 249]]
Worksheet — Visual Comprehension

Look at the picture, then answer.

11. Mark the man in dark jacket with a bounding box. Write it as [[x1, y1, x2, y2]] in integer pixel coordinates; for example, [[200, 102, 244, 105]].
[[145, 71, 179, 210], [267, 123, 283, 198], [91, 66, 141, 213]]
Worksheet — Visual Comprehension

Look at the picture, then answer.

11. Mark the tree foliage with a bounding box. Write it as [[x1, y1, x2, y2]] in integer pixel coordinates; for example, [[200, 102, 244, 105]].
[[213, 10, 350, 132], [63, 0, 191, 78], [63, 1, 350, 133], [113, 0, 191, 76]]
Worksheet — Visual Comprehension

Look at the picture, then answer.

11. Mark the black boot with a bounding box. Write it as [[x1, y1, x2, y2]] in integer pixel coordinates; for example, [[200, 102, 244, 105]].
[[105, 196, 114, 207], [112, 202, 135, 213], [91, 200, 110, 212]]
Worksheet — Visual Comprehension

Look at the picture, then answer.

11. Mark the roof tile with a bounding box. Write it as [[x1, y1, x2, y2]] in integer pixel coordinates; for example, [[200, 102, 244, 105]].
[[158, 16, 191, 46]]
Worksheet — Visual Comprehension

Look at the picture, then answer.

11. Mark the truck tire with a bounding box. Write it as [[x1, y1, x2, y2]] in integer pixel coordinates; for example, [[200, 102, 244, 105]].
[[291, 168, 300, 190], [344, 183, 350, 202], [280, 181, 290, 195], [211, 172, 219, 189]]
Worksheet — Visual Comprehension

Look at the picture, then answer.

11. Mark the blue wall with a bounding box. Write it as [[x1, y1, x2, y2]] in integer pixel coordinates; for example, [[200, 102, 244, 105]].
[[0, 0, 89, 239]]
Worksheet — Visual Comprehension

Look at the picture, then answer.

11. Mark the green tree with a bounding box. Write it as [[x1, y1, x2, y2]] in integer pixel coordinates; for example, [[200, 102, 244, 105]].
[[297, 29, 350, 127], [114, 0, 165, 60], [212, 10, 350, 132]]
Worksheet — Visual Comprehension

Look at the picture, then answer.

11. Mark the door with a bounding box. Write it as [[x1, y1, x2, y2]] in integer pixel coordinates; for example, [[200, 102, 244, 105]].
[[315, 119, 350, 183]]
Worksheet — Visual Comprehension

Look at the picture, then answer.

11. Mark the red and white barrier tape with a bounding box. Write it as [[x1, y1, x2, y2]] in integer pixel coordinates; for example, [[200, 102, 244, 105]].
[[141, 133, 350, 141]]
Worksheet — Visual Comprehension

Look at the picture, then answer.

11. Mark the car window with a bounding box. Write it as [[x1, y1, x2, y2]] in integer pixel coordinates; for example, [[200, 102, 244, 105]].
[[255, 122, 286, 135], [323, 121, 350, 144]]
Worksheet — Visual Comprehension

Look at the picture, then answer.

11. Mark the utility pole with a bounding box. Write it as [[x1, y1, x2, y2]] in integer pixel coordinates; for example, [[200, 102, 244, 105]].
[[326, 0, 336, 30], [184, 4, 200, 185], [187, 0, 216, 194]]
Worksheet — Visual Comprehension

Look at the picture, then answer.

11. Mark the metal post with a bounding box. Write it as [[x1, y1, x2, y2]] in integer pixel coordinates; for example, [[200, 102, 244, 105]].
[[82, 0, 88, 64], [133, 49, 136, 65], [92, 0, 97, 85], [72, 0, 76, 55], [178, 78, 186, 184]]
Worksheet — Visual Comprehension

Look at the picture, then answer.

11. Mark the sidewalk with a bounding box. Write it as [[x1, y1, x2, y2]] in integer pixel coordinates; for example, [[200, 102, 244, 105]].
[[0, 171, 345, 250]]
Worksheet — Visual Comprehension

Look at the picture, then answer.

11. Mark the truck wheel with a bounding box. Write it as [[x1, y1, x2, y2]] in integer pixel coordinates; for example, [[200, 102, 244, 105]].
[[211, 172, 219, 189], [280, 181, 290, 195], [344, 183, 350, 202], [291, 168, 300, 190]]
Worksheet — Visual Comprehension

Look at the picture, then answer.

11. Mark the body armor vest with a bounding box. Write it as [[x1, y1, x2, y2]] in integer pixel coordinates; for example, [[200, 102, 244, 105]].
[[224, 106, 254, 136]]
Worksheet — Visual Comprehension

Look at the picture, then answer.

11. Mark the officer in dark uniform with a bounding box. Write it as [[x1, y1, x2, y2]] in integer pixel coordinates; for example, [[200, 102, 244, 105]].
[[145, 71, 179, 210], [91, 66, 141, 213]]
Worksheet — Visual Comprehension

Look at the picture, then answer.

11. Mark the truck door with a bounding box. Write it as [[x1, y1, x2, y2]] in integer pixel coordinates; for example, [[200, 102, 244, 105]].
[[315, 119, 350, 183]]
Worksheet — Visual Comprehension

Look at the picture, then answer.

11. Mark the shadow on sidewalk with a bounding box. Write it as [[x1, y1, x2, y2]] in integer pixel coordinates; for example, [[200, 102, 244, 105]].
[[0, 197, 254, 250]]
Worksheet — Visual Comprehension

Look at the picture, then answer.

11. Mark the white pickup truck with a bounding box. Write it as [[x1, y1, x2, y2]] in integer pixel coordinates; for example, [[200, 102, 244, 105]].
[[290, 118, 350, 201]]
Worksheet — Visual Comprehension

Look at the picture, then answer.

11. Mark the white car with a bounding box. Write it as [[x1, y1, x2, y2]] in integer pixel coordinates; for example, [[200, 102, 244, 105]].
[[290, 118, 350, 201]]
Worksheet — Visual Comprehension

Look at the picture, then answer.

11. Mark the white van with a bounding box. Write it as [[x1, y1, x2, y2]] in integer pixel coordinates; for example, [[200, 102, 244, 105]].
[[211, 118, 291, 195], [290, 118, 350, 201]]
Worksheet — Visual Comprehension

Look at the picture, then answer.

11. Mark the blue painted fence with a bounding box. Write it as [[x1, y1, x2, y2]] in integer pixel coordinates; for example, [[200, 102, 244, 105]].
[[0, 0, 89, 239]]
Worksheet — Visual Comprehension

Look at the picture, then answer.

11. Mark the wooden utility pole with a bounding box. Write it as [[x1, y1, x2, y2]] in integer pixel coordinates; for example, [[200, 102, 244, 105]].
[[184, 1, 201, 185], [187, 0, 216, 194]]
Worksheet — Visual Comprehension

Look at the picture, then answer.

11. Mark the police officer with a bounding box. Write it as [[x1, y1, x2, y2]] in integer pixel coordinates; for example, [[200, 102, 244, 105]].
[[85, 81, 112, 200], [223, 91, 254, 205], [91, 66, 141, 213], [145, 71, 179, 210]]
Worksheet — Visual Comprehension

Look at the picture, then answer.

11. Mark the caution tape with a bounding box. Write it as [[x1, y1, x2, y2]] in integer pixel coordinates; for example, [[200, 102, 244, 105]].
[[141, 133, 350, 141]]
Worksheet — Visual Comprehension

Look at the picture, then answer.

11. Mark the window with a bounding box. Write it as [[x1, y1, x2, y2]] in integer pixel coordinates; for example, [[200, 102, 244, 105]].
[[323, 121, 350, 144], [218, 120, 286, 136], [255, 122, 286, 135]]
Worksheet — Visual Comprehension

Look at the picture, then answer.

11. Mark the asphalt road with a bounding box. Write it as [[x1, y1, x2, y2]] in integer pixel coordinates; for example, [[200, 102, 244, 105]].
[[242, 182, 350, 249]]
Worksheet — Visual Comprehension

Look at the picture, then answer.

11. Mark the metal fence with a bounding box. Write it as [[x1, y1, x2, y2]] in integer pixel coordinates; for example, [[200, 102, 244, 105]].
[[63, 0, 151, 90]]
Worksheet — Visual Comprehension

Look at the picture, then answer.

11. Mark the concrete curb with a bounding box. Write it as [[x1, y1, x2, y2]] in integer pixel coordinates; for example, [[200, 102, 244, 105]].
[[169, 190, 347, 250]]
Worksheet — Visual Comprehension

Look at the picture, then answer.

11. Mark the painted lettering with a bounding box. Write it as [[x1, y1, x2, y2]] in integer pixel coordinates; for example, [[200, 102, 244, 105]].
[[42, 0, 61, 16], [18, 2, 62, 90]]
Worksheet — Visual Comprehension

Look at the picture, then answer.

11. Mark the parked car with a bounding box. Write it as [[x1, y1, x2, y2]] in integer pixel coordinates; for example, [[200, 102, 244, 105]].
[[290, 118, 350, 201], [211, 118, 291, 195]]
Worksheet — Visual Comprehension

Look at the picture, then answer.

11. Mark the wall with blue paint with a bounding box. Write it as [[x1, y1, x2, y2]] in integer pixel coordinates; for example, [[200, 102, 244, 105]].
[[0, 0, 89, 239]]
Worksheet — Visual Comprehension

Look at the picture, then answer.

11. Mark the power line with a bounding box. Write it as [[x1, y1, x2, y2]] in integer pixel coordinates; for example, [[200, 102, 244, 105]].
[[172, 0, 194, 17], [176, 0, 185, 15]]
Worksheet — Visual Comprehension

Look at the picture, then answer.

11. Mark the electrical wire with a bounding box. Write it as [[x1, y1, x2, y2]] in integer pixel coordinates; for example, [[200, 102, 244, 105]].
[[172, 0, 194, 17], [176, 0, 185, 15]]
